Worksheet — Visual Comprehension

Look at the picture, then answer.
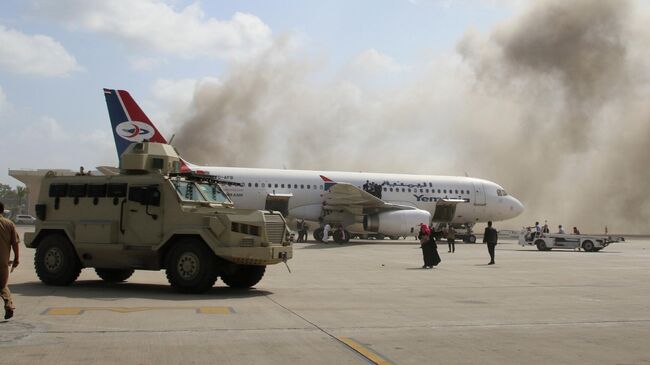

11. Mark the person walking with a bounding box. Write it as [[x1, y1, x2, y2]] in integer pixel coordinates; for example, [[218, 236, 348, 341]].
[[418, 224, 441, 268], [483, 221, 498, 265], [429, 225, 441, 267], [447, 226, 456, 253], [0, 201, 20, 320]]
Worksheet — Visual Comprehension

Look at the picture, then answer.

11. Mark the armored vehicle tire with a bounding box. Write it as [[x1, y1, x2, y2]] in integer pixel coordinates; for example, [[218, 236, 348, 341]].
[[582, 240, 595, 252], [35, 233, 82, 286], [95, 268, 135, 283], [165, 239, 218, 294], [535, 239, 548, 251], [221, 264, 266, 289]]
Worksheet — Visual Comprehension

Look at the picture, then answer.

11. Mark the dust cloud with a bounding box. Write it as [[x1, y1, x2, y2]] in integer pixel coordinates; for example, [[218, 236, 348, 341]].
[[172, 0, 650, 234]]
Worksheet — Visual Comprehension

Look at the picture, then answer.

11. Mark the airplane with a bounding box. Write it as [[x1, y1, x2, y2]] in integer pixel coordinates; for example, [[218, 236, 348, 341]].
[[103, 88, 524, 243]]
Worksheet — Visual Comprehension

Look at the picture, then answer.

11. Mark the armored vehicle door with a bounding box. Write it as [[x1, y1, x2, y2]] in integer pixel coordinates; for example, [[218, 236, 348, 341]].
[[121, 185, 164, 246]]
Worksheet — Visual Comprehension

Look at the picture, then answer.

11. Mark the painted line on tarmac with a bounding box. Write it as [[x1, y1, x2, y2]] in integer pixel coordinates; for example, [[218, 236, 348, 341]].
[[337, 337, 394, 365], [42, 306, 235, 315]]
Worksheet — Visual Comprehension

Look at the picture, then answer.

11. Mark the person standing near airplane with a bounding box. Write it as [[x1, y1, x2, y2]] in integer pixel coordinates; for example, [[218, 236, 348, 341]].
[[0, 201, 20, 319], [483, 221, 498, 265], [447, 226, 456, 253], [322, 223, 331, 243], [418, 224, 434, 268]]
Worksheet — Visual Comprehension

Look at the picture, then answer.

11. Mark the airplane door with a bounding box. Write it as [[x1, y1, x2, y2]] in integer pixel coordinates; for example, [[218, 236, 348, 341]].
[[472, 182, 486, 206], [432, 202, 457, 222], [265, 193, 292, 217]]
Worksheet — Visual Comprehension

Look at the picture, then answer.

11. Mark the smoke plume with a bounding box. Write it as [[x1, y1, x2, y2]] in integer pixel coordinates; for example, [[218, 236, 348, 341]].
[[173, 0, 650, 234]]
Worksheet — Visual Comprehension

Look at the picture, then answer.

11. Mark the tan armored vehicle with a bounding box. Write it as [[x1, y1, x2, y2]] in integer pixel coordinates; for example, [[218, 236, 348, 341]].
[[24, 142, 292, 293]]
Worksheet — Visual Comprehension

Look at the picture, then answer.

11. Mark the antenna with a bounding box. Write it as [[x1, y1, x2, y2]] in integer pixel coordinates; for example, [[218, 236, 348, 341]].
[[168, 134, 175, 145]]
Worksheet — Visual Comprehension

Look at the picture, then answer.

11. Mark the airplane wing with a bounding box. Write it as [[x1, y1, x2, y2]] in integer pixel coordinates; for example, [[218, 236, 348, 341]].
[[321, 175, 467, 222]]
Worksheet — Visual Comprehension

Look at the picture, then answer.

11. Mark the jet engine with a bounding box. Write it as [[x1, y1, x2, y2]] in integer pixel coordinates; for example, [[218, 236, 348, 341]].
[[363, 209, 431, 235]]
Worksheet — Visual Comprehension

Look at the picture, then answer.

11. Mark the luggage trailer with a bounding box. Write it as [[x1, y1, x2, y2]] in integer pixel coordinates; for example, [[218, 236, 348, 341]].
[[518, 230, 624, 252]]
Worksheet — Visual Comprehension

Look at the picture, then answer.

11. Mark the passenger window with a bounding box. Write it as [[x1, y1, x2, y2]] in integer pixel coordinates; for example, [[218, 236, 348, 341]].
[[389, 188, 393, 192], [262, 183, 265, 188], [443, 189, 447, 194], [294, 184, 298, 189], [274, 183, 278, 188], [402, 188, 405, 192], [307, 184, 310, 189], [254, 183, 258, 188], [437, 189, 441, 193], [281, 184, 285, 188], [300, 184, 304, 189], [455, 189, 458, 194], [426, 189, 429, 193]]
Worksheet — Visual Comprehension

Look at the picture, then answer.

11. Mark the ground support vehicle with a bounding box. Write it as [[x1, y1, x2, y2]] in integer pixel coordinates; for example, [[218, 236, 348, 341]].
[[518, 230, 624, 252], [24, 142, 292, 293]]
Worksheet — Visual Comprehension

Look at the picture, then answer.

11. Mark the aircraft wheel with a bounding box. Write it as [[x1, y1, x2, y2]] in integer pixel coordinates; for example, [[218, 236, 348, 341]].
[[95, 268, 135, 283], [333, 230, 351, 244], [468, 235, 476, 243], [582, 240, 595, 252], [313, 227, 324, 242], [35, 233, 82, 286], [389, 235, 400, 240]]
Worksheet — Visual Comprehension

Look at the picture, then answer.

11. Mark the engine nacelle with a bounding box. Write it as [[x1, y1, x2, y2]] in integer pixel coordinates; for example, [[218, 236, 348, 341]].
[[363, 209, 431, 235]]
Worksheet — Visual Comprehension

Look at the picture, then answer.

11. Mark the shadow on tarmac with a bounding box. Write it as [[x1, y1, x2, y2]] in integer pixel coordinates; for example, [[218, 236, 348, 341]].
[[9, 281, 272, 300], [502, 248, 623, 254]]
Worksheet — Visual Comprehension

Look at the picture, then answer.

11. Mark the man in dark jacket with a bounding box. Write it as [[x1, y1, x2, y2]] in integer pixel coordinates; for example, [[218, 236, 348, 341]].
[[483, 221, 498, 265]]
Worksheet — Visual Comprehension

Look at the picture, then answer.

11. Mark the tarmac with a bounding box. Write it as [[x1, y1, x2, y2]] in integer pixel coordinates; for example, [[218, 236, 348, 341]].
[[2, 226, 650, 364]]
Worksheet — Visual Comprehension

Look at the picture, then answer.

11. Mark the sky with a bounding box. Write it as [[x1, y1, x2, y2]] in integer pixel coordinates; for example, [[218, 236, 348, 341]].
[[1, 0, 649, 233], [0, 0, 515, 182]]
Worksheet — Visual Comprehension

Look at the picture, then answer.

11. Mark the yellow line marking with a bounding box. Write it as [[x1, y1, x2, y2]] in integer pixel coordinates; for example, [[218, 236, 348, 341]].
[[43, 306, 233, 315], [338, 337, 392, 365]]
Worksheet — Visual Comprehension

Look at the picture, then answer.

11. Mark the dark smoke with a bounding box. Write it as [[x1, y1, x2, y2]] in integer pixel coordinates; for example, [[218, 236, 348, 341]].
[[173, 0, 650, 233]]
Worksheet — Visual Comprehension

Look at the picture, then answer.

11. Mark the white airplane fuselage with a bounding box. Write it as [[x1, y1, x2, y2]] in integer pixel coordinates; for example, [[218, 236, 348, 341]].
[[190, 164, 524, 228]]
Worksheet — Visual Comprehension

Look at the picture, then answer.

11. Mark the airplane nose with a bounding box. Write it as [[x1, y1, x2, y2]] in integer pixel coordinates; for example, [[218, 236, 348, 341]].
[[509, 197, 524, 217]]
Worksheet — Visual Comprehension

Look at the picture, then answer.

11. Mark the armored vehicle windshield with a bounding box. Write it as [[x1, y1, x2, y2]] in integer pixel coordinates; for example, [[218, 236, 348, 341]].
[[170, 176, 232, 204]]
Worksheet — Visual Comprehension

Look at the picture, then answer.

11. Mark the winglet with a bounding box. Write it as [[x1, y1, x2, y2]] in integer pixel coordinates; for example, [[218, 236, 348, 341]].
[[320, 175, 337, 191]]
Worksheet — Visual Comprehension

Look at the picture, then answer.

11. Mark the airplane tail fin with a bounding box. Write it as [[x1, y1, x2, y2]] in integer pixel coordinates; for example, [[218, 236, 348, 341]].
[[103, 88, 167, 158]]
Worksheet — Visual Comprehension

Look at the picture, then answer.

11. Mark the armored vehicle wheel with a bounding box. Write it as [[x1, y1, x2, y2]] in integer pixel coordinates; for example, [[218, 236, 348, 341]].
[[313, 227, 324, 242], [95, 268, 135, 283], [582, 240, 595, 252], [35, 233, 82, 286], [165, 239, 218, 294], [535, 239, 548, 251], [221, 264, 266, 289]]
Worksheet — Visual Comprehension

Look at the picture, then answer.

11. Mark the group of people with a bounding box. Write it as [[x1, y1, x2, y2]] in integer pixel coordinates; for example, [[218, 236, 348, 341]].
[[527, 220, 582, 241], [418, 221, 499, 268], [1, 201, 20, 320], [362, 180, 383, 199], [295, 219, 309, 242]]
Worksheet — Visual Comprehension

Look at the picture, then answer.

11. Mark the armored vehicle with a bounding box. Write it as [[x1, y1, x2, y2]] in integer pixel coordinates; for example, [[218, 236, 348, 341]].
[[24, 142, 292, 293]]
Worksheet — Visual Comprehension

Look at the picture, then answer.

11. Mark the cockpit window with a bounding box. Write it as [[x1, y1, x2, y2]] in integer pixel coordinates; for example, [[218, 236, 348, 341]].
[[497, 188, 508, 196]]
